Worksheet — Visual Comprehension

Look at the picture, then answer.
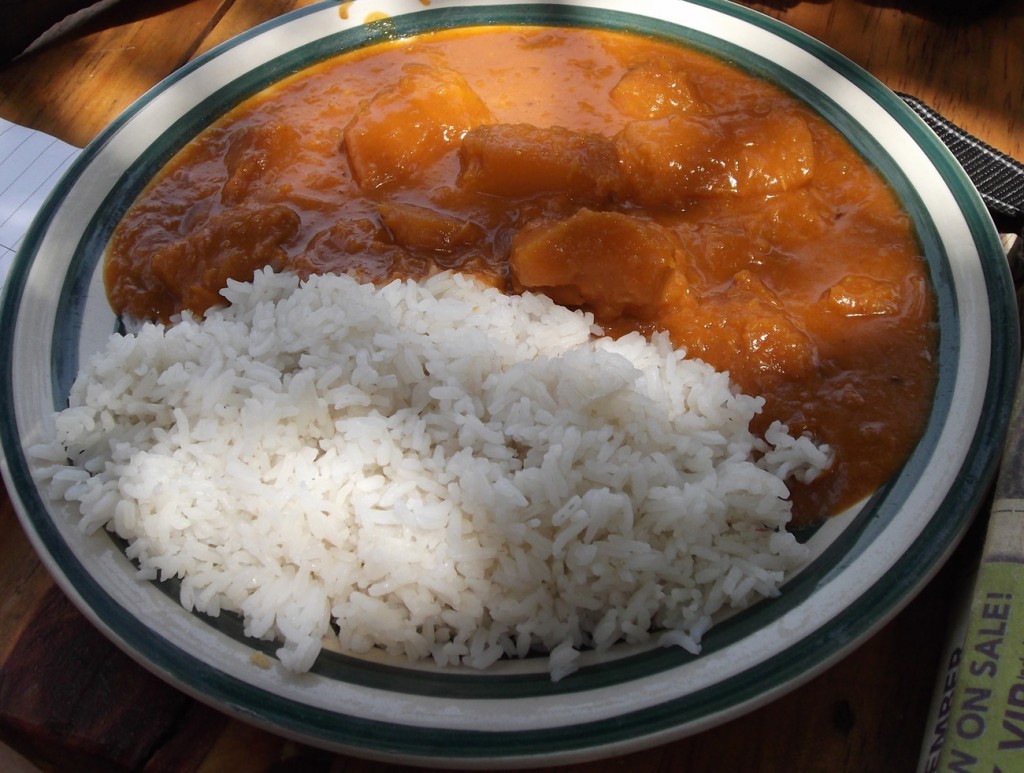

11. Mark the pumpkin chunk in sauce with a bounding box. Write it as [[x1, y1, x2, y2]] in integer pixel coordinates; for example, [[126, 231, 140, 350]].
[[615, 109, 817, 203], [459, 124, 621, 202], [344, 64, 493, 191], [610, 58, 701, 119], [104, 26, 937, 525], [509, 209, 683, 320]]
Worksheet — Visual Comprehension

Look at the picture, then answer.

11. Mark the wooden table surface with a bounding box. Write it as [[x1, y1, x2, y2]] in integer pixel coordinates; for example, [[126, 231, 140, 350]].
[[0, 1, 1021, 771]]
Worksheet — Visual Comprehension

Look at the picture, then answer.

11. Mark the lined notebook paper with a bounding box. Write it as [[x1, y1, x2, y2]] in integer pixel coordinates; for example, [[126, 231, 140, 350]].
[[0, 118, 80, 289]]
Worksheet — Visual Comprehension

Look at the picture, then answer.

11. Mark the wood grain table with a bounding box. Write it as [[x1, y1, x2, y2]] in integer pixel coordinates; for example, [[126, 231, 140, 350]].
[[0, 1, 1021, 771]]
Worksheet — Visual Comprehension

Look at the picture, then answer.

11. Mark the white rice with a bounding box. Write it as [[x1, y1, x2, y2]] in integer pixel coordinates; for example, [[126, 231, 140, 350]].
[[33, 268, 830, 679]]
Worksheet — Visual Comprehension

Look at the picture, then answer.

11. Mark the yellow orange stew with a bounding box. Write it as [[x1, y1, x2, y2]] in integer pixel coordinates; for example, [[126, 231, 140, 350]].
[[105, 26, 937, 525]]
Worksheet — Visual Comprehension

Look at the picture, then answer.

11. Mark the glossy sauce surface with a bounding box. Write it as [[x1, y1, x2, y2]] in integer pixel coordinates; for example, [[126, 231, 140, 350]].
[[105, 26, 938, 524]]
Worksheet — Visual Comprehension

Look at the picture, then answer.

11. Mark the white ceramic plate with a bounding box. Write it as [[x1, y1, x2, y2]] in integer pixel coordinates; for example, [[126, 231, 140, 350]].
[[0, 0, 1018, 766]]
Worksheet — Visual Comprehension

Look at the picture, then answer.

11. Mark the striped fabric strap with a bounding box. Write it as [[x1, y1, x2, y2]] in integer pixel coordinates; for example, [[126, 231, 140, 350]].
[[899, 92, 1024, 222]]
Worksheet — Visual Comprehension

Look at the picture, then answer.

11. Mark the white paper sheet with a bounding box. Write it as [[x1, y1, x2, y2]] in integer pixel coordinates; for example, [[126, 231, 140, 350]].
[[0, 118, 80, 289]]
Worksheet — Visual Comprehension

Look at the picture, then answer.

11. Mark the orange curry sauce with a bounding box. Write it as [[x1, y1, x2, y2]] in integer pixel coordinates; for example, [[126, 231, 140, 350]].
[[104, 26, 938, 525]]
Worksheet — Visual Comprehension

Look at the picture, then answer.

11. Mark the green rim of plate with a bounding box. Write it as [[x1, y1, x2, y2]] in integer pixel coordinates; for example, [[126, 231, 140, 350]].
[[1, 0, 1018, 762]]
